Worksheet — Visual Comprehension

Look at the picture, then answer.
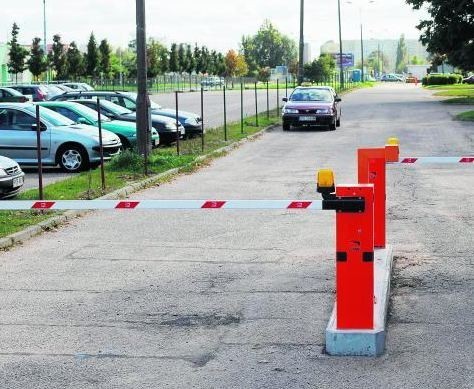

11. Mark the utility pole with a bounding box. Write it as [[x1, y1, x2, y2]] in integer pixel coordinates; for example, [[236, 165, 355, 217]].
[[360, 23, 364, 82], [136, 0, 151, 157], [43, 0, 48, 82], [298, 0, 304, 85], [337, 0, 344, 88]]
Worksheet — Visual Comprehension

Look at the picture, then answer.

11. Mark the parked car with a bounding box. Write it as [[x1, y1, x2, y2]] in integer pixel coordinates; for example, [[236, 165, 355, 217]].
[[380, 74, 404, 82], [37, 101, 160, 149], [9, 85, 50, 101], [281, 87, 341, 131], [0, 87, 29, 103], [201, 76, 224, 88], [0, 155, 25, 199], [54, 84, 75, 92], [0, 103, 122, 172], [50, 91, 203, 137], [72, 99, 185, 146], [406, 76, 418, 83], [462, 75, 474, 84], [62, 82, 95, 91]]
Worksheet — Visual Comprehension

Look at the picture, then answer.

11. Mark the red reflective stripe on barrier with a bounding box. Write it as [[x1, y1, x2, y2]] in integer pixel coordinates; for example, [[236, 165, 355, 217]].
[[401, 158, 418, 164], [287, 201, 312, 209], [115, 201, 140, 209], [32, 201, 55, 209], [202, 201, 226, 209], [460, 157, 474, 163]]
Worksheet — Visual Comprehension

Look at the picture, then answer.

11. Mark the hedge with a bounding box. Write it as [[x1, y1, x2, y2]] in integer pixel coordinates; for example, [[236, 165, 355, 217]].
[[422, 74, 463, 85]]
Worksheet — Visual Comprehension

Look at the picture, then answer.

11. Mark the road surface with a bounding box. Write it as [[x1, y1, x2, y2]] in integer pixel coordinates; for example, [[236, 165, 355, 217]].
[[1, 84, 472, 388]]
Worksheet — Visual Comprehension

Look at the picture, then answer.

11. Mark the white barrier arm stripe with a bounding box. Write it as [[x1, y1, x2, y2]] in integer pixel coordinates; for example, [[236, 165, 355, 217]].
[[389, 157, 474, 165], [0, 200, 326, 211]]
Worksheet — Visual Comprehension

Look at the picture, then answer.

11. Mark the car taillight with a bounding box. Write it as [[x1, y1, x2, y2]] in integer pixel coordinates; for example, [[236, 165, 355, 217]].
[[37, 90, 47, 101]]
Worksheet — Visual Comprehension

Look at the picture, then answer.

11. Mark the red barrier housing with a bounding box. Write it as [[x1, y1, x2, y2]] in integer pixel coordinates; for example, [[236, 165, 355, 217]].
[[358, 148, 386, 248], [336, 184, 375, 330]]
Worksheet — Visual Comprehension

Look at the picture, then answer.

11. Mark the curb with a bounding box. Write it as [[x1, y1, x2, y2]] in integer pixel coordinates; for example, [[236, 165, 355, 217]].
[[0, 124, 279, 251]]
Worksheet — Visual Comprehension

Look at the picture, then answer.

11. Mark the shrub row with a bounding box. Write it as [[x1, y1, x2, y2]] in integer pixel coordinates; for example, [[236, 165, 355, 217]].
[[422, 74, 463, 85]]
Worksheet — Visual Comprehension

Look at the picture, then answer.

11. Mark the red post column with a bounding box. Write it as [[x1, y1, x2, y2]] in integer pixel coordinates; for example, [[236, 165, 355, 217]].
[[358, 148, 386, 248], [336, 184, 374, 330]]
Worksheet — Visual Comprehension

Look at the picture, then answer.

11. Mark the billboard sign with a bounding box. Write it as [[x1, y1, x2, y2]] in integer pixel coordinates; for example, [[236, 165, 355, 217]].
[[333, 53, 354, 68]]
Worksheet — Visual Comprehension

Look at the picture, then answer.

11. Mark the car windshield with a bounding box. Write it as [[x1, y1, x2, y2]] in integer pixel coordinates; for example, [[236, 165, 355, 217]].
[[67, 103, 111, 123], [23, 105, 75, 127], [1, 88, 23, 96], [99, 99, 133, 115], [125, 93, 162, 109], [290, 89, 333, 102]]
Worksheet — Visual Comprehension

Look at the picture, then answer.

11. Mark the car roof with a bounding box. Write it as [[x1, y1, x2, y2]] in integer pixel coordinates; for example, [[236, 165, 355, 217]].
[[0, 102, 35, 108]]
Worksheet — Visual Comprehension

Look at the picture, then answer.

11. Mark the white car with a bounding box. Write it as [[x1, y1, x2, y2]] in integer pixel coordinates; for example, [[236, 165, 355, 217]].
[[0, 155, 25, 199]]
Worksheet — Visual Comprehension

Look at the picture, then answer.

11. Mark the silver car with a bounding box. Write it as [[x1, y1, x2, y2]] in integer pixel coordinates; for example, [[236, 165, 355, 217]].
[[0, 103, 122, 172], [0, 155, 25, 199]]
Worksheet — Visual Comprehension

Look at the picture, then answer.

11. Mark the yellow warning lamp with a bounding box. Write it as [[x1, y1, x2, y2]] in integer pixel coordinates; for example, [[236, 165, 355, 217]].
[[385, 137, 400, 163], [317, 169, 336, 199], [387, 137, 399, 146]]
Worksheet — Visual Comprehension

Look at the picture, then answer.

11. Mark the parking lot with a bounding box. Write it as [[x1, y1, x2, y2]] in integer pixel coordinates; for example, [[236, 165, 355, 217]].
[[0, 84, 472, 388]]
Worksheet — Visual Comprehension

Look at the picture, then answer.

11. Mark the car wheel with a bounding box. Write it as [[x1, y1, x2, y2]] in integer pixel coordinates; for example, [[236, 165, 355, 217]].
[[58, 145, 89, 172], [329, 120, 337, 131], [283, 123, 291, 131], [118, 135, 132, 150], [336, 118, 341, 127]]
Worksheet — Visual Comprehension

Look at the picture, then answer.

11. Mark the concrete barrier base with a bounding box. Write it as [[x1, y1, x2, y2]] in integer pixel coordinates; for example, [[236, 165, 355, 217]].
[[325, 245, 394, 357]]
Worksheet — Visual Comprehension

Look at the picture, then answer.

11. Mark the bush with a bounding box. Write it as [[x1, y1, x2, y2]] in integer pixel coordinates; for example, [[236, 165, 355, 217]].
[[422, 74, 463, 85], [108, 149, 144, 172]]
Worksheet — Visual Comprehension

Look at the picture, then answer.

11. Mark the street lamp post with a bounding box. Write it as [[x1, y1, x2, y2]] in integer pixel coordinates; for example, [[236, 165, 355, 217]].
[[298, 0, 304, 85], [337, 0, 344, 89]]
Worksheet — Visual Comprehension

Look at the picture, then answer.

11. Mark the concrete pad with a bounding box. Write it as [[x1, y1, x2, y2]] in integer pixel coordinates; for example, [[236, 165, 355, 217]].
[[326, 246, 394, 356]]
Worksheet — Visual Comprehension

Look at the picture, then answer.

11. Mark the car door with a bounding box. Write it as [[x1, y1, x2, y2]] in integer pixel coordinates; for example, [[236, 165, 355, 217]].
[[0, 108, 51, 164]]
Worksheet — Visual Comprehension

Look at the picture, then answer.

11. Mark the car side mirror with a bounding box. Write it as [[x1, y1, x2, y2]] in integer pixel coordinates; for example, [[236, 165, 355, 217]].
[[335, 97, 342, 102], [282, 97, 288, 102], [77, 117, 90, 125], [31, 123, 46, 131]]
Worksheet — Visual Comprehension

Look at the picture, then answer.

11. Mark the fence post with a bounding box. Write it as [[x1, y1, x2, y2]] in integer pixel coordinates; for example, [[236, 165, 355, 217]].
[[240, 79, 244, 134], [285, 76, 288, 98], [223, 84, 227, 141], [175, 91, 180, 156], [255, 81, 259, 127], [201, 87, 205, 152], [277, 79, 280, 115], [35, 105, 44, 200], [96, 98, 106, 189], [266, 81, 270, 119]]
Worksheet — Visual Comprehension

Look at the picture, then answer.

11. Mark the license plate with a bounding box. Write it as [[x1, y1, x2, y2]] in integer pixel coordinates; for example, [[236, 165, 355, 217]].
[[13, 176, 23, 188], [299, 116, 317, 121]]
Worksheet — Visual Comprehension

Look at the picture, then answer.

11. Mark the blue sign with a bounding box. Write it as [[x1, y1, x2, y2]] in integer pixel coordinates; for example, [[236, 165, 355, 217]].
[[333, 53, 354, 68]]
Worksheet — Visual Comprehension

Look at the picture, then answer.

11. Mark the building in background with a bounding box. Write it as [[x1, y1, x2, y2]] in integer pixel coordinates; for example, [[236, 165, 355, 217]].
[[303, 43, 312, 64], [320, 39, 428, 73]]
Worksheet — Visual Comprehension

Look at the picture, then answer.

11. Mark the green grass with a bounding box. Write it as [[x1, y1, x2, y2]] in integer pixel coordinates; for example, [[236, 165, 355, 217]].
[[434, 88, 474, 97], [441, 97, 474, 104], [425, 84, 473, 90], [455, 110, 474, 121]]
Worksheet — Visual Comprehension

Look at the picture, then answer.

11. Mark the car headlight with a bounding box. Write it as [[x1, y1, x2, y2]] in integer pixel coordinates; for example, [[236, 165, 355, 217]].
[[283, 108, 299, 114], [184, 117, 199, 125], [165, 123, 177, 130], [0, 168, 7, 178], [316, 109, 332, 114]]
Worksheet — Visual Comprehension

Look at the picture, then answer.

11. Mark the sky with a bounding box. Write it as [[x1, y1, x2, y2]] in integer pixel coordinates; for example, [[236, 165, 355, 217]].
[[2, 0, 429, 58]]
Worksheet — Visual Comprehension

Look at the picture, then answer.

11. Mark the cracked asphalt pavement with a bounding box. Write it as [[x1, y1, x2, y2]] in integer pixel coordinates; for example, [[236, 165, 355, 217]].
[[0, 84, 472, 388]]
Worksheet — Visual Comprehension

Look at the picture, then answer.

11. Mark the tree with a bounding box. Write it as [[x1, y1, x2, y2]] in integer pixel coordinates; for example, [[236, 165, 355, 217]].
[[98, 39, 112, 77], [406, 0, 474, 71], [147, 39, 168, 77], [235, 54, 248, 77], [169, 43, 179, 73], [225, 50, 239, 76], [304, 54, 335, 82], [49, 34, 67, 80], [7, 23, 28, 82], [185, 44, 195, 73], [85, 32, 99, 77], [215, 53, 226, 76], [177, 43, 186, 73], [193, 44, 202, 73], [200, 46, 210, 74], [28, 37, 47, 80], [367, 50, 389, 74], [241, 20, 297, 70], [66, 41, 84, 79], [395, 34, 409, 73], [410, 55, 425, 65]]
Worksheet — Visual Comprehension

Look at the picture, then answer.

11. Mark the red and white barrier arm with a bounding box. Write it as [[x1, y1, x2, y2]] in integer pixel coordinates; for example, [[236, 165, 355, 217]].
[[0, 200, 325, 211], [390, 157, 474, 165]]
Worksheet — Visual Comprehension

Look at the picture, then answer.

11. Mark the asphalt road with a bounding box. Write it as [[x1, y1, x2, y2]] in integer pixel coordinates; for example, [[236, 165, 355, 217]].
[[22, 88, 290, 190], [1, 84, 472, 388]]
